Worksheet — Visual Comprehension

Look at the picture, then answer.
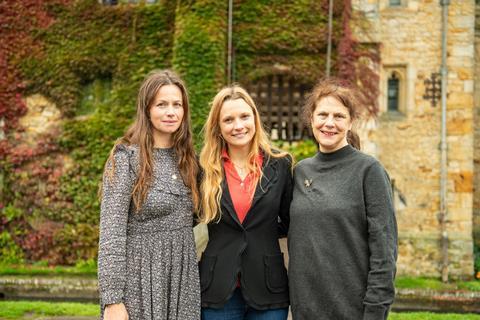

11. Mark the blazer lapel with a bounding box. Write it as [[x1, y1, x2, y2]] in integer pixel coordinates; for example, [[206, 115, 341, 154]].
[[221, 179, 243, 228], [242, 157, 279, 226]]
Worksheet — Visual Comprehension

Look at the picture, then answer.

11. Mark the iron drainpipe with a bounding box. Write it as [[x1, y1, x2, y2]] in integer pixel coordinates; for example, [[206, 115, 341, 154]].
[[227, 0, 233, 85], [325, 0, 333, 77], [439, 0, 449, 283]]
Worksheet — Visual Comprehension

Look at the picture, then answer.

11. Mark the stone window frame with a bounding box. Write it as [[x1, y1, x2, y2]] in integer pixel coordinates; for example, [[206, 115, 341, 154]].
[[387, 72, 401, 112], [380, 65, 410, 118], [378, 0, 408, 10], [388, 0, 403, 7]]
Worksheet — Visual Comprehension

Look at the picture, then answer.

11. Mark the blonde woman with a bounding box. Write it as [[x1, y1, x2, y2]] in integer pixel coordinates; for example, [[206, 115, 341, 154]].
[[198, 85, 293, 320], [98, 70, 200, 320]]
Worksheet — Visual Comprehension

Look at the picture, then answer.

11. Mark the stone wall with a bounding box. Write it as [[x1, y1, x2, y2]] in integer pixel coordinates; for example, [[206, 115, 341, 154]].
[[353, 0, 475, 278], [474, 5, 480, 250], [20, 94, 61, 145]]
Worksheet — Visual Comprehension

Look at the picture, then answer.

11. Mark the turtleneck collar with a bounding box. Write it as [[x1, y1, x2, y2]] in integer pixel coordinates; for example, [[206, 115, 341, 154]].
[[315, 144, 356, 162]]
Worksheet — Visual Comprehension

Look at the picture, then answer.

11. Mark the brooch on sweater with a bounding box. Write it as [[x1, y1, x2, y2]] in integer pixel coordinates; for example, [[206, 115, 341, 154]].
[[304, 179, 312, 187]]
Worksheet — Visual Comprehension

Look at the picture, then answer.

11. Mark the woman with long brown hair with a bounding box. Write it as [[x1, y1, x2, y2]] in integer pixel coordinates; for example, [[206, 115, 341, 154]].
[[198, 85, 293, 320], [98, 70, 200, 320], [288, 78, 397, 320]]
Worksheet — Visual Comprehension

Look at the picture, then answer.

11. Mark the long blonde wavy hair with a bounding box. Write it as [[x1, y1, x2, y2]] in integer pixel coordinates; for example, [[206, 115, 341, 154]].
[[103, 69, 199, 213], [198, 85, 288, 224]]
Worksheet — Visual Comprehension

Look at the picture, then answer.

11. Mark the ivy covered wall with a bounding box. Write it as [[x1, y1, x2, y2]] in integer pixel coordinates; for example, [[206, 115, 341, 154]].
[[172, 0, 227, 135], [0, 0, 378, 265]]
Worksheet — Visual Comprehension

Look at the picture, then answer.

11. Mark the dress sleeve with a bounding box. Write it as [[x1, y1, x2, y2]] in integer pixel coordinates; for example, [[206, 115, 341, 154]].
[[362, 161, 398, 320], [277, 156, 293, 238], [98, 145, 134, 306]]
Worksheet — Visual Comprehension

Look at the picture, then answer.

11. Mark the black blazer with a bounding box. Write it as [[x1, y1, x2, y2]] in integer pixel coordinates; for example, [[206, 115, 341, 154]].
[[199, 154, 293, 310]]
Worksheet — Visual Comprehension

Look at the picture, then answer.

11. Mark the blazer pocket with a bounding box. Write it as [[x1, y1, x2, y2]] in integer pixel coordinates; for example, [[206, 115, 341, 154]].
[[199, 254, 217, 292], [264, 253, 288, 293]]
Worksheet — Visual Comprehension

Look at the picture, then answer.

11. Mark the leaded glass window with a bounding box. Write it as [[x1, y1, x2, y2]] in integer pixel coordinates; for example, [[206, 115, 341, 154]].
[[387, 74, 400, 112]]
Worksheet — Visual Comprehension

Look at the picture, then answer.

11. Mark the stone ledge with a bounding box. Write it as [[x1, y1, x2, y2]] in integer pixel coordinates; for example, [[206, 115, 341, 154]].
[[393, 288, 480, 314], [1, 276, 479, 313], [0, 276, 98, 302]]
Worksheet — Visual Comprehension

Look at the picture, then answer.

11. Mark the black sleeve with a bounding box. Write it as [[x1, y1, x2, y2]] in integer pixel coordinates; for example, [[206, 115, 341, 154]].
[[193, 158, 203, 227], [277, 155, 293, 238]]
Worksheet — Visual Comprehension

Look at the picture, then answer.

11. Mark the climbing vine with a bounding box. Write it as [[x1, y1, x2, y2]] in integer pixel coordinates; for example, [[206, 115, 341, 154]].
[[233, 0, 379, 114]]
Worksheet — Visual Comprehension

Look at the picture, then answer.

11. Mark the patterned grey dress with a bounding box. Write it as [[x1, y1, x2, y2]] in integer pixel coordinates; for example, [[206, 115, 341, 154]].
[[98, 144, 200, 320]]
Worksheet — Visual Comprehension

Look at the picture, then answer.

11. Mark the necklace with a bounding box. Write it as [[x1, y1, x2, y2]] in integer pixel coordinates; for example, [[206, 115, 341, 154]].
[[232, 162, 246, 171], [232, 161, 248, 184]]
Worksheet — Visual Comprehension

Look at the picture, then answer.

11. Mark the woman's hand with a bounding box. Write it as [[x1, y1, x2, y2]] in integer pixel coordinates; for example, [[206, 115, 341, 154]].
[[104, 303, 128, 320]]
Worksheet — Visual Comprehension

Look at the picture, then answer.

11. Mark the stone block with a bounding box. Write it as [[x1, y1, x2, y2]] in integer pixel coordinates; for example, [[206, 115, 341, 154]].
[[397, 233, 474, 278], [448, 92, 475, 109], [448, 56, 474, 68], [448, 171, 473, 193], [474, 212, 480, 247], [456, 68, 472, 80], [447, 192, 473, 210], [446, 117, 473, 135], [20, 94, 62, 144], [407, 1, 419, 12], [447, 208, 473, 226], [447, 138, 473, 163], [449, 221, 473, 236], [464, 80, 474, 92], [397, 236, 441, 277]]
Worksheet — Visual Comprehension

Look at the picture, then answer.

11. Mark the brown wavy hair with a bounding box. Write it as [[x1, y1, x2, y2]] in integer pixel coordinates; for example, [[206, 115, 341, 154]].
[[199, 85, 289, 223], [104, 69, 199, 212], [303, 78, 361, 150]]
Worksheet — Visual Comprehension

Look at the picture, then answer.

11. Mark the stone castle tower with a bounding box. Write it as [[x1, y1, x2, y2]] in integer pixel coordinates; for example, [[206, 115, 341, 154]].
[[352, 0, 478, 278]]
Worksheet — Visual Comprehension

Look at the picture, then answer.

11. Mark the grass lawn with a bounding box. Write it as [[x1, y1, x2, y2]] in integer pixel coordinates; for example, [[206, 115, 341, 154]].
[[390, 313, 480, 320], [0, 301, 98, 319], [1, 301, 480, 320], [0, 261, 97, 277], [395, 276, 480, 292]]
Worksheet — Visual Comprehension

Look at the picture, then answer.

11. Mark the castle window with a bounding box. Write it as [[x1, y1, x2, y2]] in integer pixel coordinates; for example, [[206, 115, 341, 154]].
[[247, 74, 312, 142], [387, 74, 400, 112], [389, 0, 402, 6], [381, 65, 407, 118]]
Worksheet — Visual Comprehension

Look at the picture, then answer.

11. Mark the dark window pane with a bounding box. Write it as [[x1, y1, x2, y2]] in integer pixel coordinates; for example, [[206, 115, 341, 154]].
[[388, 77, 399, 112], [389, 0, 401, 6]]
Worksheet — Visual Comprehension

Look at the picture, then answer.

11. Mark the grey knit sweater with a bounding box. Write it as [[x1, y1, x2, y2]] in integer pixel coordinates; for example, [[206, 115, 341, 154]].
[[288, 145, 397, 320]]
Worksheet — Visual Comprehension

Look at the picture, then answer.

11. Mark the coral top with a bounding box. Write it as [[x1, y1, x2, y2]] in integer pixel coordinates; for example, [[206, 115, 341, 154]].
[[222, 149, 263, 223]]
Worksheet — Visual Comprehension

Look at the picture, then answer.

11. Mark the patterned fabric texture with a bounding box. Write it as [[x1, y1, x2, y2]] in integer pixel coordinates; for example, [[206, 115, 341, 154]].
[[98, 144, 200, 320]]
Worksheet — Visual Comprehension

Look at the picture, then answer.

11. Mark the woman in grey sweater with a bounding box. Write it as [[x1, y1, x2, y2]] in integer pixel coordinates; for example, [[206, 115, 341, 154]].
[[98, 70, 201, 320], [288, 79, 398, 320]]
